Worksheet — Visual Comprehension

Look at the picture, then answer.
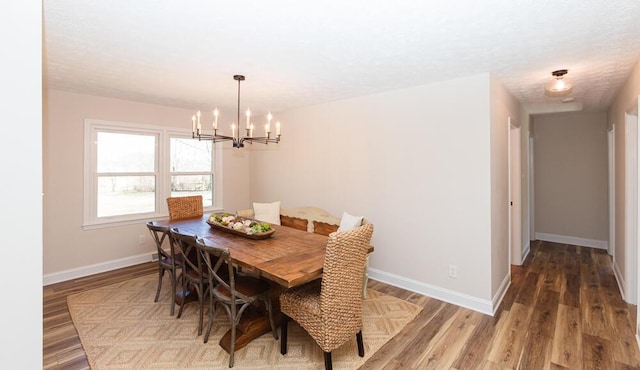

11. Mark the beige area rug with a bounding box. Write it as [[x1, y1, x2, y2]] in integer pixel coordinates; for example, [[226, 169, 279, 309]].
[[67, 274, 422, 369]]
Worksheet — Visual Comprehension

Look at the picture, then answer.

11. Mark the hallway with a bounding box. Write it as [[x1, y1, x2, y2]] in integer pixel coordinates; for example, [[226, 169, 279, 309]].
[[363, 240, 640, 369], [492, 240, 639, 369]]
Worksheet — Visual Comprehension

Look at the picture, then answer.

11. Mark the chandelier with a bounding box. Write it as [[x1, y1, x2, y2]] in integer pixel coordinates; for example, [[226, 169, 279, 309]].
[[191, 75, 281, 148]]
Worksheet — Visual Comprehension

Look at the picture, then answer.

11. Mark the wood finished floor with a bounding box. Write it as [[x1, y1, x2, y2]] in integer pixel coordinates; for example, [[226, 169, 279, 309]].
[[43, 240, 640, 369]]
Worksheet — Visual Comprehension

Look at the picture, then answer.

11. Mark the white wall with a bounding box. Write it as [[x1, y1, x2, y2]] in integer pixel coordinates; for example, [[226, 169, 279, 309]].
[[532, 111, 609, 247], [1, 1, 42, 367], [608, 58, 640, 306], [43, 90, 251, 279], [250, 73, 498, 311], [490, 75, 523, 300]]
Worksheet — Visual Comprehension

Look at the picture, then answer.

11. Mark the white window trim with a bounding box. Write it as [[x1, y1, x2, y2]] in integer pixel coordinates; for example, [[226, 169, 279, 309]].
[[83, 119, 223, 230]]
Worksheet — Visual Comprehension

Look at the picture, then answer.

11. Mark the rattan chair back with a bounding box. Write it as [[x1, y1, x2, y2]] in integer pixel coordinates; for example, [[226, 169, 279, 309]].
[[319, 223, 373, 349], [167, 195, 203, 220], [280, 223, 374, 369]]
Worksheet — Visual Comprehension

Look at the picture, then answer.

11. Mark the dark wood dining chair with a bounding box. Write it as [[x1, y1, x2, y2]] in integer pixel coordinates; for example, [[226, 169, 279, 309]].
[[167, 195, 203, 220], [169, 227, 209, 336], [196, 238, 278, 368], [146, 221, 182, 315], [279, 223, 374, 370]]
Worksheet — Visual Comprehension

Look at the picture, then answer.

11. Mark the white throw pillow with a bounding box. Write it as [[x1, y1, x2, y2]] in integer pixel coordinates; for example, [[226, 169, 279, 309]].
[[253, 201, 281, 225], [338, 211, 363, 232]]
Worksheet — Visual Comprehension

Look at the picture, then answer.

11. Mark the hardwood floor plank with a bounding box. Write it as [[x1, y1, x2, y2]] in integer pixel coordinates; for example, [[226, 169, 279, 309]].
[[519, 333, 554, 370], [359, 299, 446, 369], [515, 271, 541, 307], [387, 303, 459, 368], [543, 259, 563, 293], [551, 304, 583, 369], [615, 360, 640, 370], [563, 253, 581, 276], [600, 273, 626, 308], [561, 273, 581, 308], [413, 309, 481, 369], [581, 280, 614, 341], [583, 333, 614, 370], [528, 289, 560, 337], [478, 359, 504, 370], [451, 314, 500, 370], [486, 302, 533, 368]]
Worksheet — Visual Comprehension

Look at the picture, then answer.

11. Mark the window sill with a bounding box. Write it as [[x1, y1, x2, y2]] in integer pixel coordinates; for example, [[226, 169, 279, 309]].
[[82, 207, 223, 230]]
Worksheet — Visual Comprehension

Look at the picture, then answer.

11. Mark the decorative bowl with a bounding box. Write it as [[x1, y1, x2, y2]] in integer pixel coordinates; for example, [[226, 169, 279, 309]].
[[206, 213, 276, 240]]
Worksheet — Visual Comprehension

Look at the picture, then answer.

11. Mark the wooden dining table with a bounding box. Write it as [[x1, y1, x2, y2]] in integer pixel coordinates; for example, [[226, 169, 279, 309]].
[[154, 214, 373, 353]]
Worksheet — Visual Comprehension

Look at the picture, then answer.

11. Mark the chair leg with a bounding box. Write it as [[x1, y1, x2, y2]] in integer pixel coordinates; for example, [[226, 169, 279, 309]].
[[356, 330, 364, 357], [280, 313, 289, 355], [197, 283, 204, 336], [203, 296, 215, 343], [169, 270, 176, 316], [323, 352, 333, 370], [155, 267, 164, 302], [176, 275, 186, 319], [229, 320, 236, 368]]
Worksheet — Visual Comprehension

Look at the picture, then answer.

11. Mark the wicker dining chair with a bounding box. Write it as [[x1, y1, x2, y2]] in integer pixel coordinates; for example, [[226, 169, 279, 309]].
[[167, 195, 203, 220], [146, 221, 183, 316], [170, 227, 209, 336], [196, 238, 278, 368], [279, 223, 374, 370]]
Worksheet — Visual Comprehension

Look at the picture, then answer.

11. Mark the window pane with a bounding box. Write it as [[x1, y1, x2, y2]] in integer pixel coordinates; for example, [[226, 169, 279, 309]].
[[171, 175, 213, 206], [97, 176, 155, 217], [97, 132, 155, 173], [170, 138, 212, 172]]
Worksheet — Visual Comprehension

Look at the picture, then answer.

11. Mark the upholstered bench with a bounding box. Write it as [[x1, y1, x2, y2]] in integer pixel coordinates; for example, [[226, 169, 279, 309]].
[[236, 206, 372, 298]]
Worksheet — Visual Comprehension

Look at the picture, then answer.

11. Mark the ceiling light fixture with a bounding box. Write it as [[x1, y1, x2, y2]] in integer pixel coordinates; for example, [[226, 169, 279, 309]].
[[545, 69, 573, 96], [191, 75, 281, 148]]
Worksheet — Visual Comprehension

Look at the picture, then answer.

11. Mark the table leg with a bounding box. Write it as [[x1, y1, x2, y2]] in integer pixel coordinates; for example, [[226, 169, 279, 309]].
[[218, 284, 283, 353]]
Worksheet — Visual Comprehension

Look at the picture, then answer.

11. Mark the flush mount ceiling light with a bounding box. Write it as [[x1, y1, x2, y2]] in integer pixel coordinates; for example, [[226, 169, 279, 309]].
[[545, 69, 573, 97]]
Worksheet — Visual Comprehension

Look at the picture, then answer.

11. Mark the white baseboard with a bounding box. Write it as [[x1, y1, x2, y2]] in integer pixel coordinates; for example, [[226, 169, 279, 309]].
[[521, 242, 531, 264], [535, 232, 608, 250], [43, 252, 154, 286], [492, 273, 511, 316], [368, 268, 499, 316], [613, 259, 627, 301]]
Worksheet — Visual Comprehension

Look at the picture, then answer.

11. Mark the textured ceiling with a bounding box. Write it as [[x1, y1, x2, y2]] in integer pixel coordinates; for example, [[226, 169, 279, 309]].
[[44, 0, 640, 118]]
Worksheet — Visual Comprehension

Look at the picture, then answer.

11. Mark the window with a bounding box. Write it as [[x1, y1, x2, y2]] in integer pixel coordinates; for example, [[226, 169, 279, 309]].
[[84, 120, 220, 228]]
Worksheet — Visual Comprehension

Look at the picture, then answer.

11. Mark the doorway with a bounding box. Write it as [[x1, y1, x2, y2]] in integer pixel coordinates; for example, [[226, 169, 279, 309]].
[[625, 111, 638, 304], [508, 117, 522, 265], [608, 126, 615, 257]]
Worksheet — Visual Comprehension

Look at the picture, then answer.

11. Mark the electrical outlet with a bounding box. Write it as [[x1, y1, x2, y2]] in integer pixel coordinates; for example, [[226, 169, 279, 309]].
[[139, 234, 146, 244], [448, 265, 457, 278], [151, 253, 159, 262]]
